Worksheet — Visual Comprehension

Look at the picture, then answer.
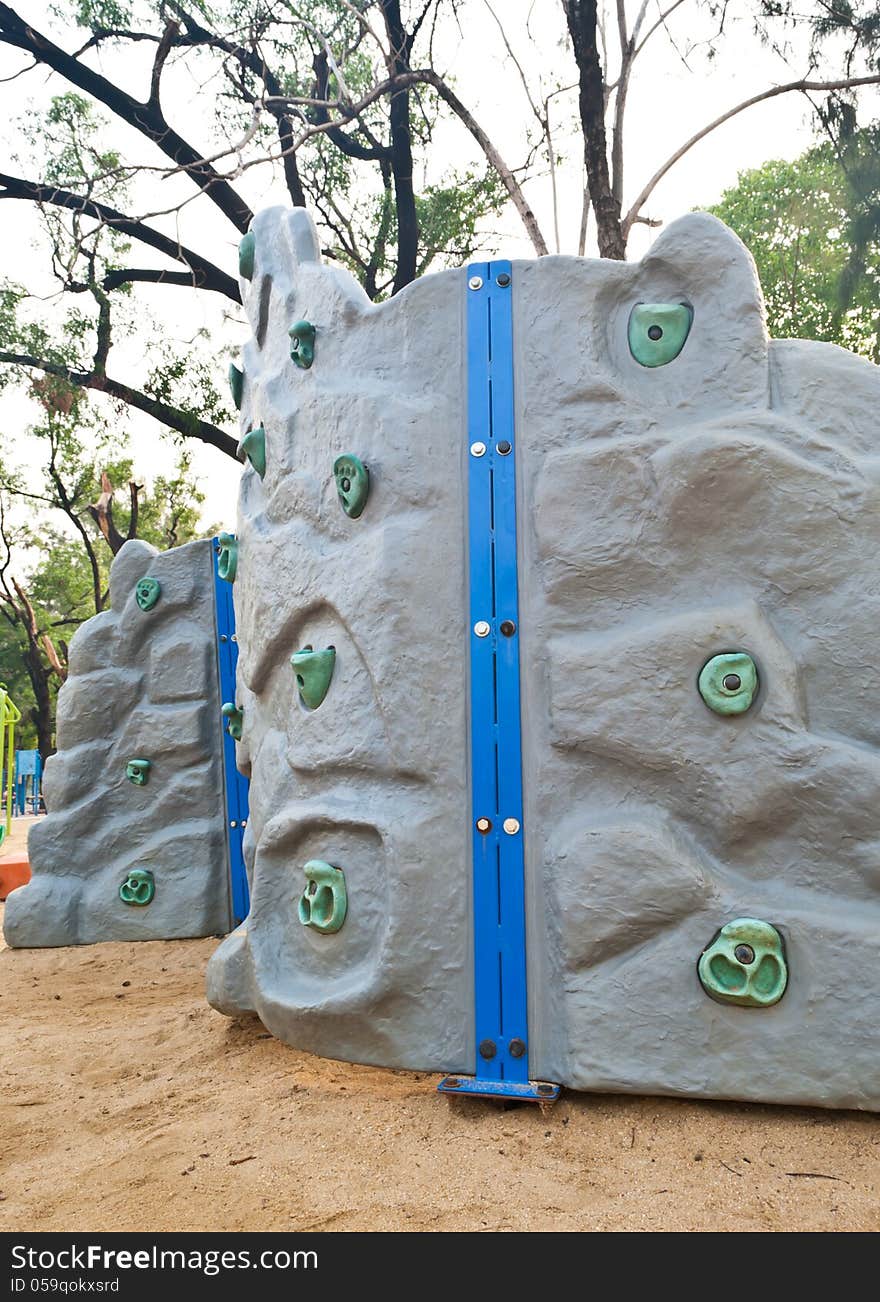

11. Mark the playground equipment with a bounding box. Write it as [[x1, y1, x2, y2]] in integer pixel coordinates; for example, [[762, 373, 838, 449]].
[[14, 750, 42, 815], [0, 684, 21, 848], [7, 205, 880, 1111], [202, 206, 880, 1111], [3, 537, 249, 946]]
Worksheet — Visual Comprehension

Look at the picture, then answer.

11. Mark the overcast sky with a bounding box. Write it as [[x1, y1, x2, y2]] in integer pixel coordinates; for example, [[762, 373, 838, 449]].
[[2, 1, 872, 533]]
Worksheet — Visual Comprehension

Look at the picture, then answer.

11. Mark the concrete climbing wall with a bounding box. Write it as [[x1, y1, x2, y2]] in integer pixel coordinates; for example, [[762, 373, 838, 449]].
[[4, 538, 232, 947], [208, 206, 880, 1110]]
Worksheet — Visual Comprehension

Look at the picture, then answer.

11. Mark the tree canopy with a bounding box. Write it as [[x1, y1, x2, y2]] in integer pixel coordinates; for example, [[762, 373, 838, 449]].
[[708, 133, 880, 361]]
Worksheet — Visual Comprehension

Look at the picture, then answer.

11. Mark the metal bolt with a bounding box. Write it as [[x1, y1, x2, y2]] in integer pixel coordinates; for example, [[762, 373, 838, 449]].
[[479, 1039, 497, 1059], [474, 620, 491, 638], [503, 817, 520, 835], [445, 1078, 461, 1089], [509, 1037, 526, 1058], [476, 817, 492, 834], [230, 820, 237, 828], [470, 441, 486, 457], [722, 673, 742, 692], [496, 273, 511, 288], [220, 634, 228, 642], [468, 275, 483, 290], [500, 620, 516, 637], [734, 944, 755, 965], [241, 820, 247, 828], [231, 634, 238, 643], [537, 1084, 555, 1096], [497, 440, 512, 455]]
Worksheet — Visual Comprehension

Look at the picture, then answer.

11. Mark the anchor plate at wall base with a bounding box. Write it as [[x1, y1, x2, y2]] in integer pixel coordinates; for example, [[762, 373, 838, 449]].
[[436, 1074, 560, 1103]]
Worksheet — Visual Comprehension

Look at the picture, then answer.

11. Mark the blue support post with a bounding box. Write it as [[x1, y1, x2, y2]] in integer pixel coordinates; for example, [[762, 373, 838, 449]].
[[438, 264, 559, 1104], [213, 537, 251, 926]]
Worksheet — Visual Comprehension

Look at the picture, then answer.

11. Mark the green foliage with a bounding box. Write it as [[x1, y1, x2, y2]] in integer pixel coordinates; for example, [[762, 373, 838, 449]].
[[707, 137, 880, 360]]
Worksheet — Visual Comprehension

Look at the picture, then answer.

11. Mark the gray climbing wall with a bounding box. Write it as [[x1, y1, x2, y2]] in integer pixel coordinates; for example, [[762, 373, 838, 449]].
[[4, 537, 232, 947], [208, 206, 880, 1110]]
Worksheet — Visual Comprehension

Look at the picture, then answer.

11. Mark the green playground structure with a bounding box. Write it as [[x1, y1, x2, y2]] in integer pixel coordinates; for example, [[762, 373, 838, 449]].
[[0, 683, 22, 848]]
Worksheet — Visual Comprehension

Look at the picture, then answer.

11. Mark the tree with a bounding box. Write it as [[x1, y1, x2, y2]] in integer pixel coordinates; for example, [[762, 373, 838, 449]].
[[2, 0, 880, 474], [707, 138, 880, 361], [0, 412, 212, 757]]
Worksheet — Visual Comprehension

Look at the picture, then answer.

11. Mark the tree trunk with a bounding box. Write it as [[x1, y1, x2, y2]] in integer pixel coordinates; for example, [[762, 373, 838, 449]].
[[381, 1, 419, 293], [563, 0, 627, 259], [23, 643, 54, 761]]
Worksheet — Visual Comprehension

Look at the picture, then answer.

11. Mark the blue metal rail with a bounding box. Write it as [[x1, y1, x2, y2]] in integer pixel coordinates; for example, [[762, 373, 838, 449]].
[[213, 537, 250, 927], [438, 263, 559, 1104]]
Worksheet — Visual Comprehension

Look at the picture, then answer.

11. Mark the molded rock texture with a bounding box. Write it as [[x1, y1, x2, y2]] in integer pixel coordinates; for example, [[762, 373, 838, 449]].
[[4, 538, 231, 946], [207, 206, 880, 1109]]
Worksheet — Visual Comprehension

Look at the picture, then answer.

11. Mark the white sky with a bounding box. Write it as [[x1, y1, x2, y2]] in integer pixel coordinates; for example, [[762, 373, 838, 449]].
[[1, 0, 876, 533]]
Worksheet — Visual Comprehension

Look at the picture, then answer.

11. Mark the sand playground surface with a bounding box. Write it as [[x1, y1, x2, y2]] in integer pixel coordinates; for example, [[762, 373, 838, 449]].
[[1, 819, 878, 1233]]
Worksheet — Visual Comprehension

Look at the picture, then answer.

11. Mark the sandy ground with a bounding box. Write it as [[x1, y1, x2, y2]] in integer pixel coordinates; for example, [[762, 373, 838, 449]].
[[1, 820, 878, 1232]]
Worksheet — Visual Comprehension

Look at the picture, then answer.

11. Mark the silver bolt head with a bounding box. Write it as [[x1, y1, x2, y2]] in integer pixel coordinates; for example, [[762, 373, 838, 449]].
[[468, 275, 483, 290], [503, 817, 521, 835], [470, 441, 487, 457], [474, 620, 491, 638]]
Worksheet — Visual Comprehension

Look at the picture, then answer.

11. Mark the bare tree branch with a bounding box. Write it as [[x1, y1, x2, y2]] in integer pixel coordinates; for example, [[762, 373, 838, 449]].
[[0, 352, 238, 460], [622, 72, 880, 236], [0, 172, 240, 301]]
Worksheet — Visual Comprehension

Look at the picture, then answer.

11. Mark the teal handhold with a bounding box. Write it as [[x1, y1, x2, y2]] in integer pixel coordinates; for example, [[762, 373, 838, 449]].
[[698, 918, 788, 1008], [628, 302, 693, 367], [126, 758, 151, 787], [290, 645, 336, 710], [119, 868, 155, 906], [135, 577, 161, 611], [222, 702, 243, 741], [333, 454, 370, 519], [298, 860, 347, 934], [698, 651, 758, 716], [288, 320, 316, 369], [238, 231, 256, 280], [228, 363, 244, 410], [217, 532, 238, 583], [238, 426, 266, 479]]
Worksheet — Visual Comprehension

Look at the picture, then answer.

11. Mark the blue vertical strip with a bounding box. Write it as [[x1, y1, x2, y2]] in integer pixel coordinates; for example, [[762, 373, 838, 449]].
[[212, 537, 250, 926], [462, 261, 535, 1094]]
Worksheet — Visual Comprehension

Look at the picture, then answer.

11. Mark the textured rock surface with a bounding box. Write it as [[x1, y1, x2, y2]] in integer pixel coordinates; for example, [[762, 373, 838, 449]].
[[4, 538, 231, 946], [208, 206, 880, 1108]]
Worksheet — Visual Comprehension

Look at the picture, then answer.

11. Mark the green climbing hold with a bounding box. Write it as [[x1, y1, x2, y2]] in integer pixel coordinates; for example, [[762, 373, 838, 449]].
[[126, 759, 151, 787], [222, 702, 244, 741], [290, 645, 336, 710], [228, 363, 244, 410], [698, 918, 788, 1008], [628, 302, 693, 367], [238, 231, 256, 280], [135, 577, 161, 611], [217, 532, 238, 583], [119, 868, 155, 907], [698, 651, 758, 716], [238, 426, 266, 479], [289, 320, 316, 369], [298, 860, 347, 934], [333, 454, 370, 519]]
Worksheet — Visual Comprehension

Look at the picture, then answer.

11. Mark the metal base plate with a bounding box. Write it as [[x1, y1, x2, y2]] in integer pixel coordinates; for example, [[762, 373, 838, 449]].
[[437, 1074, 560, 1103]]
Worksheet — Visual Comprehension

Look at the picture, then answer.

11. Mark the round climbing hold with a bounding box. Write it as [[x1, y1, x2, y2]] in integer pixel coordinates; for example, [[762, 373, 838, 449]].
[[135, 577, 161, 612], [288, 320, 316, 369], [238, 231, 256, 280], [698, 651, 758, 716], [332, 454, 370, 519], [119, 868, 155, 907], [698, 918, 788, 1008]]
